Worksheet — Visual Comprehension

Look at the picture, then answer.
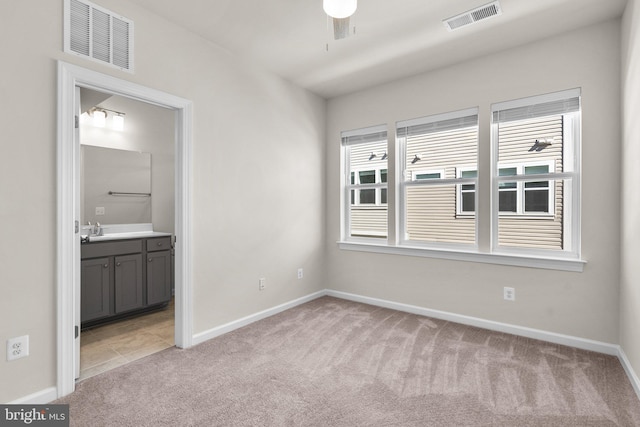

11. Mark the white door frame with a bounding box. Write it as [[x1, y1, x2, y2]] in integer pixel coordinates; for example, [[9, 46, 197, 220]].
[[56, 61, 193, 398]]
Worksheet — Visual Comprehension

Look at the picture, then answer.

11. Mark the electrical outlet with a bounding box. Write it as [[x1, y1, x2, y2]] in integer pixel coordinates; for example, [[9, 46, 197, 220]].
[[7, 335, 29, 361], [95, 206, 105, 215], [297, 268, 303, 279], [503, 287, 515, 301], [259, 278, 266, 291]]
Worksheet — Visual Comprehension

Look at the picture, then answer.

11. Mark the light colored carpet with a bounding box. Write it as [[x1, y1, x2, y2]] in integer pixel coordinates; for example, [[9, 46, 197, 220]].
[[57, 296, 640, 426]]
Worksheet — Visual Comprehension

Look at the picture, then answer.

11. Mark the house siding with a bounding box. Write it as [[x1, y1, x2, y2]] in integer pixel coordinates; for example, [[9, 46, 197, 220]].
[[348, 115, 564, 248]]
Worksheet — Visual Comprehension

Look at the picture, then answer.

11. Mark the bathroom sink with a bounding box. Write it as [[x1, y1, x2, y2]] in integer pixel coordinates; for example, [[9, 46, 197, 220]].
[[81, 231, 171, 242]]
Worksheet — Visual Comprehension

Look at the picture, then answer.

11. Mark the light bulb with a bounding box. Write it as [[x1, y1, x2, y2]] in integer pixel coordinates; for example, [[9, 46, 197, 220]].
[[92, 110, 106, 127], [112, 114, 125, 131]]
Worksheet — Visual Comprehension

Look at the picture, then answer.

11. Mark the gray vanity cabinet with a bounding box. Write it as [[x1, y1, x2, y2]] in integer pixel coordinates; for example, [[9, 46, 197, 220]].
[[146, 238, 172, 305], [114, 254, 144, 313], [80, 257, 111, 323], [81, 236, 172, 327]]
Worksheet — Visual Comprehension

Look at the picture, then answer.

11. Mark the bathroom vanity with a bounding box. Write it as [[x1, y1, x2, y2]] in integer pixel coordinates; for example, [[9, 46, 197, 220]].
[[80, 231, 173, 328]]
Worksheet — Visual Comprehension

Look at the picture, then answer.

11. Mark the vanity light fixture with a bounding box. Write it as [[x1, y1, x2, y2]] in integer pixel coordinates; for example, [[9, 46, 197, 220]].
[[88, 107, 126, 131], [112, 113, 125, 131], [91, 108, 106, 127]]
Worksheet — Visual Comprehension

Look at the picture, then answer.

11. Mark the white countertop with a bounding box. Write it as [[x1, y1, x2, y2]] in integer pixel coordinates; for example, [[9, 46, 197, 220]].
[[81, 223, 172, 243]]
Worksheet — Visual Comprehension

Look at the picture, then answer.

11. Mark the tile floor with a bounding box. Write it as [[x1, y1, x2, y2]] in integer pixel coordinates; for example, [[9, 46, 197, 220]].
[[79, 300, 174, 381]]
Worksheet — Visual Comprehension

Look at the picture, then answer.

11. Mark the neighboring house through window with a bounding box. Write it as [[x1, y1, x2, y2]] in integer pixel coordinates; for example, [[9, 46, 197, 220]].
[[492, 88, 580, 254], [342, 125, 388, 239], [397, 108, 479, 246], [339, 88, 582, 270]]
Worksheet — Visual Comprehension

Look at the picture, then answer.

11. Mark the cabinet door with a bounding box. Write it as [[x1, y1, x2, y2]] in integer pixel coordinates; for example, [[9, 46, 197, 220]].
[[114, 254, 144, 313], [81, 257, 111, 322], [146, 250, 172, 305]]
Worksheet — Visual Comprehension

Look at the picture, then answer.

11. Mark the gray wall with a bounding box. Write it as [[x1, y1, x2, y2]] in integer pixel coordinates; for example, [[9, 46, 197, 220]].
[[621, 0, 640, 389], [326, 20, 621, 343], [0, 0, 326, 403]]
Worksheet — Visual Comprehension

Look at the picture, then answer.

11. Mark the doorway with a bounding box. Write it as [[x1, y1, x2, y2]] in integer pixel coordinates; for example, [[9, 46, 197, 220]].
[[57, 61, 194, 398], [78, 90, 176, 380]]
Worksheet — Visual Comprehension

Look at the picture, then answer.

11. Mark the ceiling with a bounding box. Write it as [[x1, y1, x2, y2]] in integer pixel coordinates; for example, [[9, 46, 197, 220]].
[[127, 0, 627, 98]]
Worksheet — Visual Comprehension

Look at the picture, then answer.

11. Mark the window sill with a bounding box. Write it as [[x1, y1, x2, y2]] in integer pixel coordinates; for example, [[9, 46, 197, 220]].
[[337, 240, 585, 272]]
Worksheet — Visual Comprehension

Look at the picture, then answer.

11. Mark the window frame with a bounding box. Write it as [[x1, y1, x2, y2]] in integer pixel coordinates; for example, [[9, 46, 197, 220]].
[[495, 160, 555, 217], [490, 88, 581, 258], [412, 169, 445, 181], [337, 89, 584, 272], [456, 166, 478, 216], [341, 125, 389, 243], [350, 167, 388, 206], [397, 108, 479, 250]]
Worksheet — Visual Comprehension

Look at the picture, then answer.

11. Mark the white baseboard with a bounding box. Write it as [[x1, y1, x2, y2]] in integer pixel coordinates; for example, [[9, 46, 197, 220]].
[[617, 347, 640, 400], [8, 386, 57, 404], [326, 289, 640, 400], [17, 288, 638, 405], [326, 290, 619, 355], [192, 290, 326, 346]]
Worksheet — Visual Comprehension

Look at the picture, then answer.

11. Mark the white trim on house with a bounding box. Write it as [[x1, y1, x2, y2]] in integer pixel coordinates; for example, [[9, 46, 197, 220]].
[[496, 159, 556, 216], [56, 61, 193, 399]]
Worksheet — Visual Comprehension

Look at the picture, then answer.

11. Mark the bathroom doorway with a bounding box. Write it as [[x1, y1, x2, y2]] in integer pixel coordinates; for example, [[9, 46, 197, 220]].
[[57, 61, 194, 398], [77, 90, 176, 380]]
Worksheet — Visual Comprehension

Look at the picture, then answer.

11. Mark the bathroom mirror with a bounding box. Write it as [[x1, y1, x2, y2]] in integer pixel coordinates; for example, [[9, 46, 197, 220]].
[[81, 145, 152, 225]]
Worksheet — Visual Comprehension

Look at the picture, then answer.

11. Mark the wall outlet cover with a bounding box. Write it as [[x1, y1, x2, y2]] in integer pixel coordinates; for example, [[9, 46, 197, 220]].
[[503, 287, 515, 301], [7, 335, 29, 361]]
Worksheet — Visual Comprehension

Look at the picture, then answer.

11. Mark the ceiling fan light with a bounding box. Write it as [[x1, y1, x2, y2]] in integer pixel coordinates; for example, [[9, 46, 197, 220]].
[[323, 0, 357, 19]]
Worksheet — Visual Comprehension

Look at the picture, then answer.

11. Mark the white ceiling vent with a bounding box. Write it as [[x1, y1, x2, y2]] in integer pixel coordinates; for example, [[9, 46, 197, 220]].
[[443, 1, 502, 32], [64, 0, 134, 72]]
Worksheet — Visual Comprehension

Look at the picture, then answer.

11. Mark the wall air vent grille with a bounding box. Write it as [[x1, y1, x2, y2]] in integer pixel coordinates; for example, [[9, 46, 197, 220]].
[[64, 0, 134, 72], [443, 1, 502, 32]]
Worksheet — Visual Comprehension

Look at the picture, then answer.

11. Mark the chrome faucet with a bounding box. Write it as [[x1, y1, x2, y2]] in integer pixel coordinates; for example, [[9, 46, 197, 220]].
[[86, 221, 103, 236]]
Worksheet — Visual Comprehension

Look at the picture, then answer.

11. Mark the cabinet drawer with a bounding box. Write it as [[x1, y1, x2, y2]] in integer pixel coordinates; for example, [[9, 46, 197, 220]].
[[82, 240, 142, 259], [147, 237, 171, 252]]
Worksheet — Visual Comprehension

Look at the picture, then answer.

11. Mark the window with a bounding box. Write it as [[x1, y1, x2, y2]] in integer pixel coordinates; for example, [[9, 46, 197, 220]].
[[342, 125, 388, 239], [351, 168, 387, 205], [459, 161, 555, 216], [397, 108, 478, 246], [456, 167, 477, 214], [338, 89, 582, 271], [413, 170, 443, 180], [497, 162, 554, 215], [492, 89, 581, 254]]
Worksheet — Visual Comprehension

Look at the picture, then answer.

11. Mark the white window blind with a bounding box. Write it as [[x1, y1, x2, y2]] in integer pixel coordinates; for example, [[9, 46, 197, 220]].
[[342, 125, 388, 146], [492, 88, 580, 123]]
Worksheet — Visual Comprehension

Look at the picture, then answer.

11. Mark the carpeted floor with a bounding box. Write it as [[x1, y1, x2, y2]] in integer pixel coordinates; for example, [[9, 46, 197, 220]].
[[56, 296, 640, 426]]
